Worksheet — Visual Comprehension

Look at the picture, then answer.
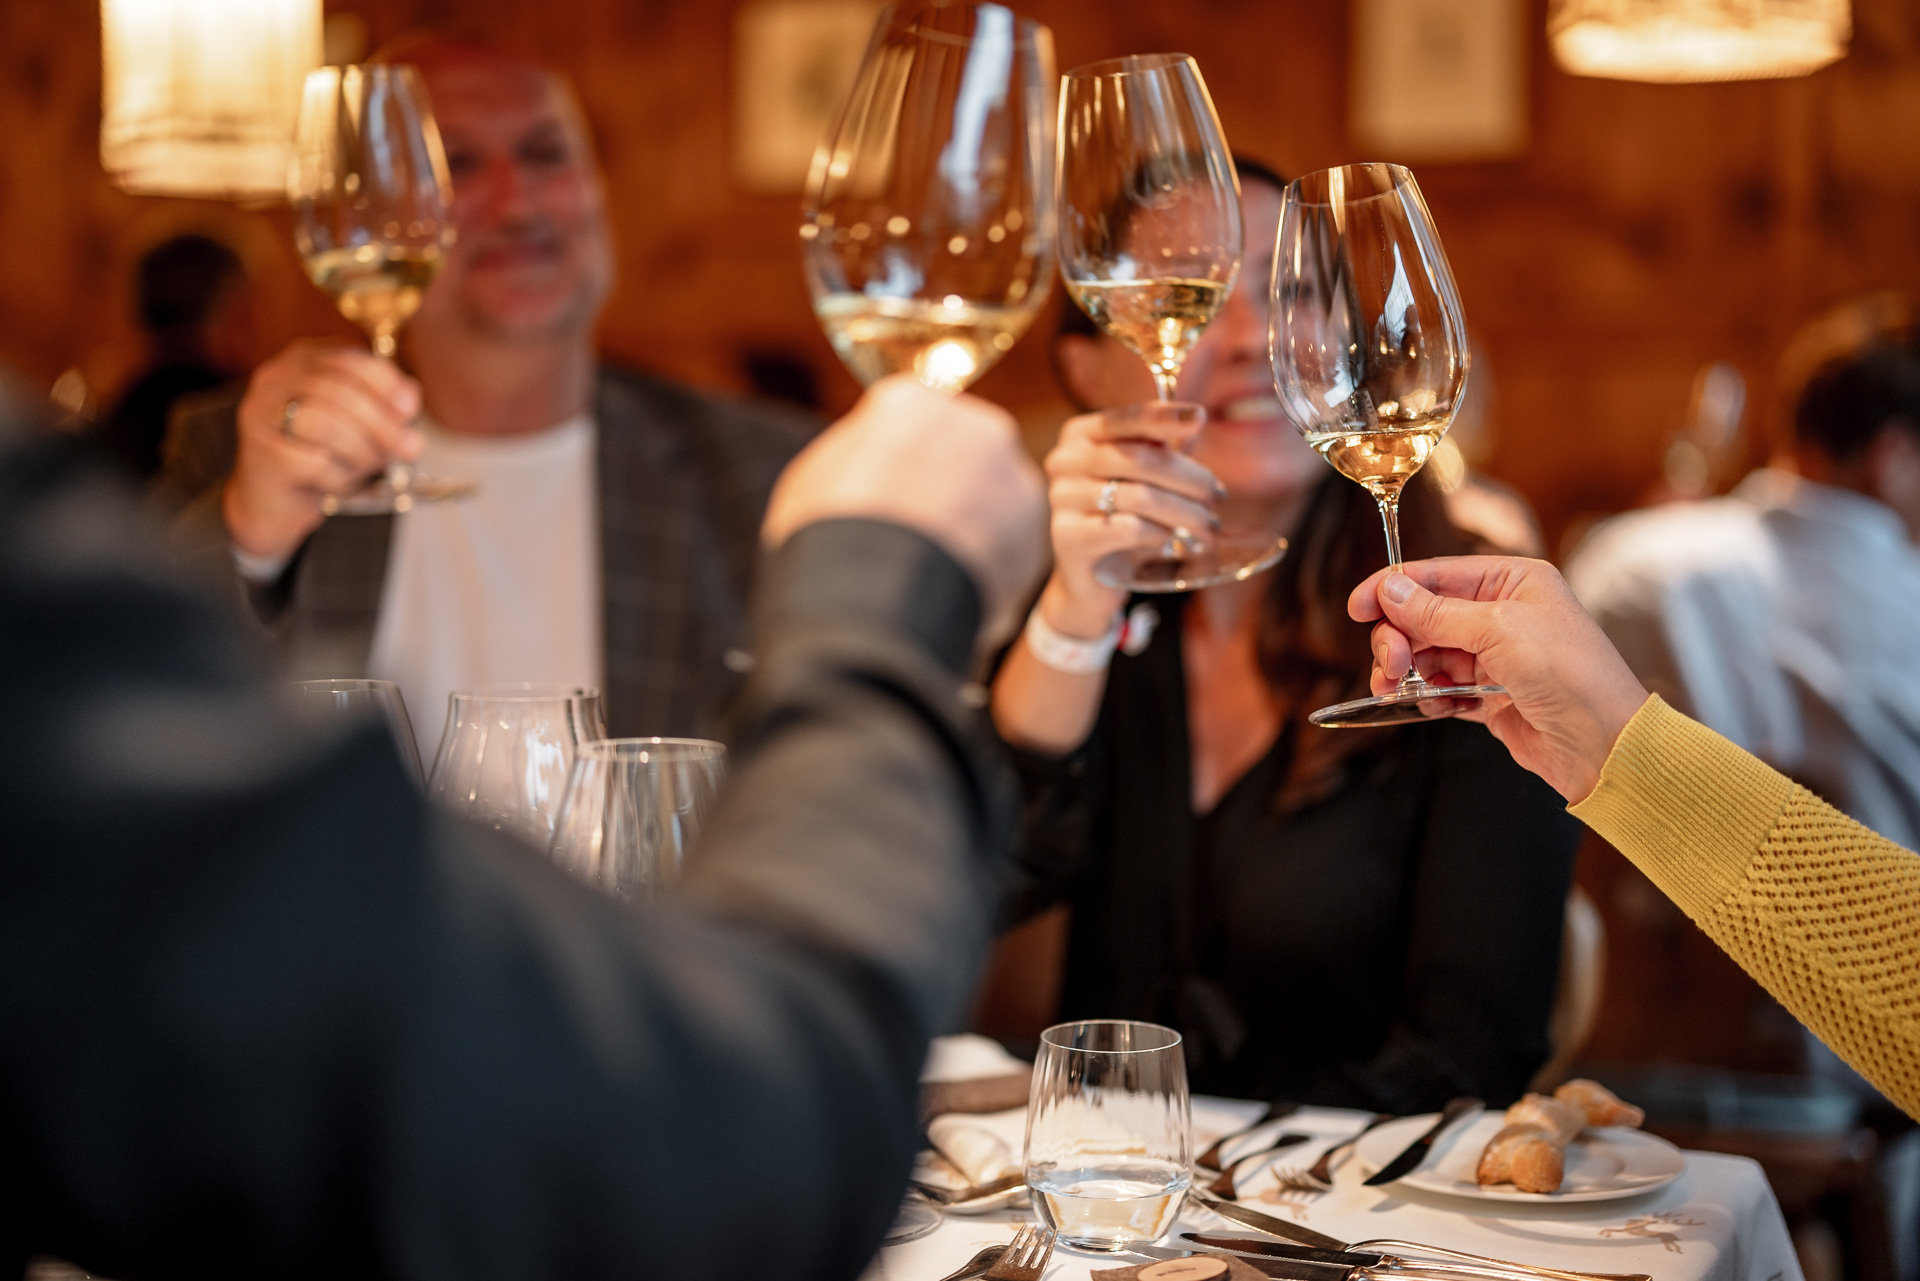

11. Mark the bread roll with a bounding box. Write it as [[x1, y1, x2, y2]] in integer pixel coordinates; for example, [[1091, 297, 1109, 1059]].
[[1503, 1092, 1584, 1145], [1554, 1078, 1645, 1129], [1476, 1123, 1566, 1194]]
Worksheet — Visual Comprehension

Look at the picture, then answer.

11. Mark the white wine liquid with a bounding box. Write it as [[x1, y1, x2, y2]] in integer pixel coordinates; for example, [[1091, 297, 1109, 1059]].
[[1065, 278, 1228, 389], [1029, 1163, 1191, 1250], [814, 294, 1031, 393], [1305, 419, 1449, 496], [305, 246, 443, 349]]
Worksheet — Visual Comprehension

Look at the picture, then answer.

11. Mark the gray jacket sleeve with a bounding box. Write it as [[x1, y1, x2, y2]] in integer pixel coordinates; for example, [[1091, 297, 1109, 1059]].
[[0, 416, 1012, 1281]]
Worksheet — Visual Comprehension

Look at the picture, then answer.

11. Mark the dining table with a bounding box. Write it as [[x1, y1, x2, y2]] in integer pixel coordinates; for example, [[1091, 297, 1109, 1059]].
[[881, 1042, 1804, 1281]]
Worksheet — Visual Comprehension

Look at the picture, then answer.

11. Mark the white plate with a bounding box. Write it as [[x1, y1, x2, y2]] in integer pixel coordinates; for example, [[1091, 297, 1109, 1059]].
[[1353, 1112, 1685, 1203]]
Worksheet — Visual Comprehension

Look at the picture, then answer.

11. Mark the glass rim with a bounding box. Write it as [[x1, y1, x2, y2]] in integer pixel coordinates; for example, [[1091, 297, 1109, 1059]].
[[1063, 51, 1195, 80], [448, 683, 602, 704], [1039, 1018, 1183, 1054], [290, 678, 401, 693], [578, 737, 726, 761], [880, 1, 1050, 49], [1283, 161, 1419, 208]]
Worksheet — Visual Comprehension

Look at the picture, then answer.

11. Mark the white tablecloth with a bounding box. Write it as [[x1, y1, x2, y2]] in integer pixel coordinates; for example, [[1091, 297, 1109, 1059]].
[[872, 1096, 1803, 1281]]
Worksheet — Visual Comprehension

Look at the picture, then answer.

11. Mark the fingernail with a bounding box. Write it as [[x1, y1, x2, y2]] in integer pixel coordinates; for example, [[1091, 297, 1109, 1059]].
[[1382, 573, 1415, 604], [1212, 479, 1229, 500]]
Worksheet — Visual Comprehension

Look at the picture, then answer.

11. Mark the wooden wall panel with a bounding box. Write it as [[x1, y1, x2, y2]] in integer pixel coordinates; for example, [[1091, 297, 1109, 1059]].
[[3, 0, 1920, 549]]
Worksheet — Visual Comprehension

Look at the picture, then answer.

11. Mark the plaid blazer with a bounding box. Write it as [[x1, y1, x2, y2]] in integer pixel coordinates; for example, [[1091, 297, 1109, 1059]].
[[163, 366, 816, 739]]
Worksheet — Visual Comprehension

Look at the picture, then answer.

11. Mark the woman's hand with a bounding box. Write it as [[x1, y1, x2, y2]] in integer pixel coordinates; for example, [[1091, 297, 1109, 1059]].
[[1038, 403, 1222, 637], [1347, 557, 1651, 803]]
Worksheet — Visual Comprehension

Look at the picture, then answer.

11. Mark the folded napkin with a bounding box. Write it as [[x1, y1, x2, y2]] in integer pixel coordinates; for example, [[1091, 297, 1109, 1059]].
[[919, 1033, 1033, 1120], [925, 1114, 1020, 1183]]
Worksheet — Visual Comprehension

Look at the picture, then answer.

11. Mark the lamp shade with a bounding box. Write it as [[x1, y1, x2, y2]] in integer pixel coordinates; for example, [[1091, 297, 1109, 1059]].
[[100, 0, 323, 200], [1549, 0, 1848, 83]]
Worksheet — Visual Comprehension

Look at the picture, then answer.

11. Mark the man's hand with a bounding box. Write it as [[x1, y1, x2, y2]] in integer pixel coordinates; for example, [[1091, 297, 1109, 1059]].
[[763, 376, 1047, 641], [1347, 557, 1651, 803], [223, 341, 424, 560]]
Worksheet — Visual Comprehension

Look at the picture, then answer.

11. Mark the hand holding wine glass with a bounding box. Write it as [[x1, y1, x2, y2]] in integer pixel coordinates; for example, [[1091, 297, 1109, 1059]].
[[1270, 162, 1504, 727], [289, 63, 472, 514]]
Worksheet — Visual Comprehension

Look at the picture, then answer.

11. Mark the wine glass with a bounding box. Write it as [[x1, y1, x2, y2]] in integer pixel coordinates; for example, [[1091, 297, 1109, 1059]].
[[801, 2, 1055, 393], [425, 684, 608, 845], [289, 64, 474, 514], [288, 677, 424, 786], [1058, 54, 1286, 592], [1024, 1019, 1190, 1252], [547, 738, 728, 901], [1269, 162, 1506, 727]]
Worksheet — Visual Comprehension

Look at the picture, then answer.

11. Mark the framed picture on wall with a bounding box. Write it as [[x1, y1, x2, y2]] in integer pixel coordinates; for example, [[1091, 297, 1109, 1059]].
[[1350, 0, 1529, 161], [733, 0, 883, 193]]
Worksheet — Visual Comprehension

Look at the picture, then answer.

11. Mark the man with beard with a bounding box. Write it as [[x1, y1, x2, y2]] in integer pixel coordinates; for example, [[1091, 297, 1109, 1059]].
[[167, 36, 813, 754]]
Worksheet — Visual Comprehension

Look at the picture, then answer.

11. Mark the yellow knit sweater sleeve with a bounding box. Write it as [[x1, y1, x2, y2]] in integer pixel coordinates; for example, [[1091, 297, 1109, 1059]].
[[1571, 695, 1920, 1118]]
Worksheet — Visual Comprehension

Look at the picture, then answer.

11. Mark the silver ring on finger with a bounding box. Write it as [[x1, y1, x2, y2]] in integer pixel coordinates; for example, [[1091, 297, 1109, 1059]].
[[1095, 478, 1120, 521], [280, 398, 302, 441]]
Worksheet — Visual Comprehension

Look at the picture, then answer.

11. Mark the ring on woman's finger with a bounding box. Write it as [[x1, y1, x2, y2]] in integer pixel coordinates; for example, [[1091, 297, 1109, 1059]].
[[1095, 478, 1120, 520], [280, 399, 303, 441]]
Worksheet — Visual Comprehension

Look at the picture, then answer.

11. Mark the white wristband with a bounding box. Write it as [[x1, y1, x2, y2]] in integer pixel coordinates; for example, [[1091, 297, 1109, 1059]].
[[1024, 604, 1122, 674]]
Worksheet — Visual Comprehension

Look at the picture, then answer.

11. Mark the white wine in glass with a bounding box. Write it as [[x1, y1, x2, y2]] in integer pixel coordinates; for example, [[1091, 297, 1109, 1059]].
[[802, 2, 1055, 394], [1057, 53, 1285, 592], [1270, 162, 1505, 727], [290, 64, 473, 514]]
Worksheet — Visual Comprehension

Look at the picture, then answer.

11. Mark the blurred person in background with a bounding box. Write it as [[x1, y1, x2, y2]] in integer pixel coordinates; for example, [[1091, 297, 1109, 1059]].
[[164, 34, 812, 755], [1568, 299, 1920, 851], [991, 160, 1581, 1111], [93, 233, 253, 480]]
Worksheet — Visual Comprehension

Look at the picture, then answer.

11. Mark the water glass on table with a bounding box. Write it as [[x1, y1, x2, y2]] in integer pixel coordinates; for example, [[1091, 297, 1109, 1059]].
[[288, 677, 424, 786], [1024, 1019, 1191, 1252], [548, 738, 727, 900], [425, 684, 607, 846]]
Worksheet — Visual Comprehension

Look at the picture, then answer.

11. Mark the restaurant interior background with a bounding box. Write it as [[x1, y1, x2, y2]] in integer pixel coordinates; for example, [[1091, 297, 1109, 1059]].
[[1, 0, 1915, 1271]]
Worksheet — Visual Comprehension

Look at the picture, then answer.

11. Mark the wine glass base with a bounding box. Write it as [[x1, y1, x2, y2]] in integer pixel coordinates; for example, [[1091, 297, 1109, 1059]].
[[1094, 530, 1288, 593], [322, 474, 480, 516], [1309, 683, 1508, 728], [883, 1191, 943, 1246]]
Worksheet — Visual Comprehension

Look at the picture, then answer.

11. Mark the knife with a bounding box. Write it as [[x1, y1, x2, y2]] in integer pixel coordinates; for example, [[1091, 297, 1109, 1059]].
[[1179, 1236, 1381, 1268], [1361, 1096, 1482, 1186], [1174, 1222, 1651, 1281], [1190, 1193, 1349, 1253]]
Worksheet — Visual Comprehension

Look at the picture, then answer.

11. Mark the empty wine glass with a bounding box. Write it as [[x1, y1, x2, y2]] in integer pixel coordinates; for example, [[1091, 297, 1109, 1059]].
[[1269, 162, 1505, 727], [425, 684, 607, 845], [1025, 1019, 1190, 1252], [290, 64, 474, 514], [548, 739, 728, 901], [289, 677, 424, 785], [802, 2, 1055, 393], [1058, 54, 1285, 591]]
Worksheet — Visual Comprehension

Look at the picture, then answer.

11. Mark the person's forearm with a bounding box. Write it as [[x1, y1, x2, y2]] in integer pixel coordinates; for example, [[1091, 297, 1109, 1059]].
[[1573, 697, 1920, 1119], [989, 578, 1115, 755]]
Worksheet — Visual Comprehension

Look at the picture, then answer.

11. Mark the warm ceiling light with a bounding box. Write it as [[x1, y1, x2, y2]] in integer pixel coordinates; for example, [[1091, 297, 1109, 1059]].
[[1549, 0, 1849, 83], [100, 0, 323, 200]]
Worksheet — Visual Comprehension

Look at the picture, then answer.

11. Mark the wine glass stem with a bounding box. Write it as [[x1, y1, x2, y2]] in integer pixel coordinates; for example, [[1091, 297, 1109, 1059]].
[[1373, 487, 1427, 692], [1151, 365, 1178, 401], [370, 328, 413, 497]]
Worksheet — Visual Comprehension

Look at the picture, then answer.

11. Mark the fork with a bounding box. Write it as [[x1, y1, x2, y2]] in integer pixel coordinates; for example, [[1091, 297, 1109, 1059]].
[[984, 1225, 1057, 1281], [933, 1246, 1008, 1281], [1269, 1112, 1395, 1193]]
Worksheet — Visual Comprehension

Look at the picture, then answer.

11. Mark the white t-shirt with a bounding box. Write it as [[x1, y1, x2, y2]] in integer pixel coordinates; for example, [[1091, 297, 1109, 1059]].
[[367, 413, 603, 762]]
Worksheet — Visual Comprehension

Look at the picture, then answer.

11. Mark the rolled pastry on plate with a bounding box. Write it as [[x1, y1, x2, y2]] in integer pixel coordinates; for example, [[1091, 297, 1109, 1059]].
[[1474, 1122, 1565, 1194], [1554, 1077, 1646, 1129], [1503, 1092, 1584, 1145]]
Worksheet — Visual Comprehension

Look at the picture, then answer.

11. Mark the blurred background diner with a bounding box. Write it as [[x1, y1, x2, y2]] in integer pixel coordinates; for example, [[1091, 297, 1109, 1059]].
[[4, 0, 1920, 1277]]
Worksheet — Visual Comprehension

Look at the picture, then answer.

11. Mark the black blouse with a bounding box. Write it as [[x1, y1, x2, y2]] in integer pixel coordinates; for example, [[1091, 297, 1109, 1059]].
[[1006, 594, 1582, 1112]]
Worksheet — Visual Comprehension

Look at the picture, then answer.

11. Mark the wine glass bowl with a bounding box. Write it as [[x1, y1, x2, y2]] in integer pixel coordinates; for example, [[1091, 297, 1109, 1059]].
[[547, 738, 729, 901], [425, 684, 608, 846], [802, 2, 1056, 393], [290, 64, 473, 514], [1270, 162, 1505, 727]]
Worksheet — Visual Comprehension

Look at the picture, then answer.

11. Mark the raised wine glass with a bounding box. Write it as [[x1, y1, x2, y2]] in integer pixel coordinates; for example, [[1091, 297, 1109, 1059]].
[[801, 2, 1055, 394], [1058, 53, 1286, 592], [290, 64, 474, 514], [1269, 162, 1505, 727]]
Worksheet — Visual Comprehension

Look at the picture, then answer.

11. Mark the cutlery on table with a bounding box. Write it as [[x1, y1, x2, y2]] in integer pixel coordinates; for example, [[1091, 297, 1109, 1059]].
[[908, 1171, 1027, 1206], [1361, 1096, 1483, 1187], [932, 1246, 1009, 1281], [1206, 1131, 1312, 1198], [1197, 1101, 1300, 1172], [1178, 1207, 1651, 1281], [983, 1225, 1055, 1281], [1127, 1238, 1644, 1281], [1271, 1112, 1395, 1193]]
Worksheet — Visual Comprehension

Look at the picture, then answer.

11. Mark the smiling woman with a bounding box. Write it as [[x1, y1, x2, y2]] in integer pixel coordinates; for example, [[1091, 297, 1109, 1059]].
[[990, 159, 1585, 1113]]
